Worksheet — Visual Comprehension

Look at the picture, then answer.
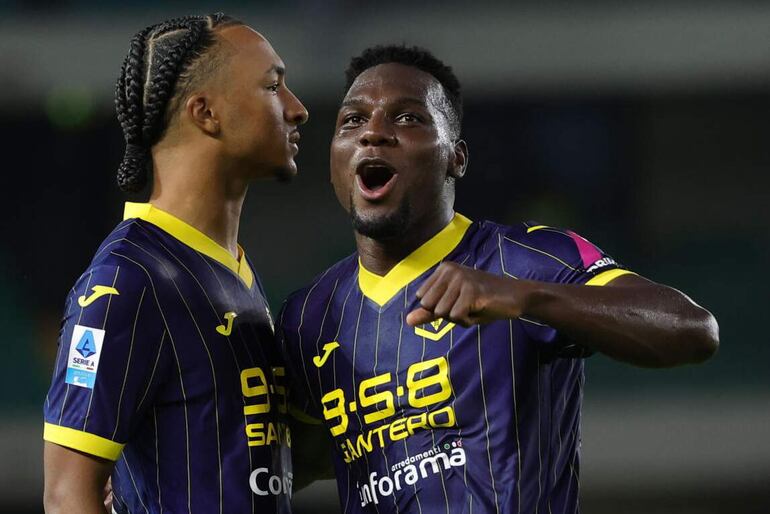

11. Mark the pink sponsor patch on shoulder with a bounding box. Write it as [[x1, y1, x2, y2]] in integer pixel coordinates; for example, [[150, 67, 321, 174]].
[[566, 230, 603, 268]]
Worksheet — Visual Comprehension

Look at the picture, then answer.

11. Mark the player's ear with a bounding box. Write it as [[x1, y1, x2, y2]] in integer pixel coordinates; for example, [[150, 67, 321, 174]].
[[184, 93, 221, 136], [448, 139, 468, 179]]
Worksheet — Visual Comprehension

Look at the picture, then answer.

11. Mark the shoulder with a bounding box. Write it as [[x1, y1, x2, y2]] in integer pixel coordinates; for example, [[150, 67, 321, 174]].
[[65, 220, 178, 309], [63, 231, 169, 337], [86, 219, 179, 288], [485, 220, 619, 281], [279, 253, 358, 331]]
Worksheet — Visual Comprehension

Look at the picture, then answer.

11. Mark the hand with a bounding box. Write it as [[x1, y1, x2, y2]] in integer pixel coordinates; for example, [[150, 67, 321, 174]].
[[406, 262, 529, 328], [103, 477, 113, 512]]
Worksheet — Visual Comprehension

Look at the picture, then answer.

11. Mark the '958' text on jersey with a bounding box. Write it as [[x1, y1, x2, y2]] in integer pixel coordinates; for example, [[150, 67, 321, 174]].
[[279, 214, 631, 514]]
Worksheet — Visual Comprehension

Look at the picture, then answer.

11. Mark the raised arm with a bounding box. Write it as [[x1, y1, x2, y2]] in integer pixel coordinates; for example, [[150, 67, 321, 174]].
[[406, 262, 718, 368]]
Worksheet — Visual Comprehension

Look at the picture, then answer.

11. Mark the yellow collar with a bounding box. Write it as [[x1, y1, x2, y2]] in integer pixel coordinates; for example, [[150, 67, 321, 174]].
[[358, 213, 472, 306], [123, 202, 254, 288]]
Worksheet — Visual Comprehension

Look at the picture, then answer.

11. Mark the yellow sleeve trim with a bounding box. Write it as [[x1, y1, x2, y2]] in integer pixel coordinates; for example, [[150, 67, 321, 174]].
[[43, 422, 124, 461], [585, 268, 635, 286], [288, 405, 323, 425]]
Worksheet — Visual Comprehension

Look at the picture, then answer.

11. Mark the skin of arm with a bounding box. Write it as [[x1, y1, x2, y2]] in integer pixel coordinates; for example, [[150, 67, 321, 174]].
[[406, 262, 719, 368], [44, 442, 113, 514], [289, 417, 336, 492]]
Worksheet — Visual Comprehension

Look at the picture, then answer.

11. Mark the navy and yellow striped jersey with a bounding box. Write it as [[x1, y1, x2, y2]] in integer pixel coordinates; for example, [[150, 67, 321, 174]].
[[278, 213, 631, 514], [44, 202, 292, 514]]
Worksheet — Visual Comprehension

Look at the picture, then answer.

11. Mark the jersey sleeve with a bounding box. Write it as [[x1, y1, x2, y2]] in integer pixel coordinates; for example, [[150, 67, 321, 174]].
[[500, 224, 634, 353], [43, 263, 169, 460], [275, 303, 323, 424]]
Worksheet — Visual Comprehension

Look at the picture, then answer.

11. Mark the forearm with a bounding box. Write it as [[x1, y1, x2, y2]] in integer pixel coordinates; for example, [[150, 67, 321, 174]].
[[511, 278, 719, 367], [409, 262, 719, 368]]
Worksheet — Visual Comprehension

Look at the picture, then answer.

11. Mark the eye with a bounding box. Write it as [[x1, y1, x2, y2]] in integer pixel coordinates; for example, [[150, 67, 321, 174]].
[[341, 114, 366, 126], [267, 82, 280, 93], [396, 113, 421, 123]]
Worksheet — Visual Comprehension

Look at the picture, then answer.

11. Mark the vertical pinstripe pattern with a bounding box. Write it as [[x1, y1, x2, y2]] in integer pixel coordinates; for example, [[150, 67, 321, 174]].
[[476, 325, 501, 514], [135, 330, 166, 413], [112, 466, 128, 513], [373, 306, 400, 513], [509, 320, 522, 514], [123, 452, 149, 514], [57, 270, 94, 424], [166, 313, 192, 513], [110, 286, 145, 437], [417, 328, 451, 514], [334, 278, 359, 389], [84, 266, 122, 429], [154, 407, 162, 514], [296, 272, 331, 413], [336, 279, 358, 514], [45, 212, 288, 514], [397, 287, 424, 514], [280, 217, 619, 513], [125, 235, 227, 513], [198, 255, 257, 514], [448, 326, 470, 495], [350, 294, 381, 514], [110, 250, 194, 513], [315, 279, 340, 393], [536, 351, 543, 514]]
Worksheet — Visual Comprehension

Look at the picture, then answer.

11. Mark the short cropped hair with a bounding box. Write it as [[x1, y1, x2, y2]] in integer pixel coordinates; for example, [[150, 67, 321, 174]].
[[345, 45, 463, 137]]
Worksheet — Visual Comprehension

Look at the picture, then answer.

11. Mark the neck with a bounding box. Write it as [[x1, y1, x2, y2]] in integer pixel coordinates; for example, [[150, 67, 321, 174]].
[[356, 206, 454, 276], [149, 142, 247, 259]]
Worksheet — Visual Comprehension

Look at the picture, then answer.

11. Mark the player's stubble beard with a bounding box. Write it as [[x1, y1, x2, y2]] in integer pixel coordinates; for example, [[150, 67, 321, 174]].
[[350, 193, 412, 241]]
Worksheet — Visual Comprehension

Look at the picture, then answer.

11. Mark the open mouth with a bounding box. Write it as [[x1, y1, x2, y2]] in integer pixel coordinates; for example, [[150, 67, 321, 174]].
[[356, 158, 397, 196], [360, 165, 394, 191]]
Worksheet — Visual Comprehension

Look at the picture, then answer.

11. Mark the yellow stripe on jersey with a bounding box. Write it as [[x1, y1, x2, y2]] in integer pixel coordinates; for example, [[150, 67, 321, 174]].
[[526, 224, 549, 233], [43, 422, 125, 461], [123, 202, 254, 288], [585, 268, 635, 286], [358, 213, 473, 306]]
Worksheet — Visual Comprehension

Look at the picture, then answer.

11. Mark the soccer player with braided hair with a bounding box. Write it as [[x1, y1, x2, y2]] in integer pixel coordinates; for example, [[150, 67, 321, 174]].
[[43, 13, 307, 514]]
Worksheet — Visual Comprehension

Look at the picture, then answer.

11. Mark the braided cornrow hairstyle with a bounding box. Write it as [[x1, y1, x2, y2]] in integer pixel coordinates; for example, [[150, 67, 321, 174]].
[[114, 12, 241, 193]]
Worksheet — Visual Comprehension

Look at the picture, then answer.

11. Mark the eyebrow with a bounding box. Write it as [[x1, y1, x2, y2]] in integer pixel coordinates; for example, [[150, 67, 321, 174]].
[[265, 64, 285, 76], [341, 96, 428, 109]]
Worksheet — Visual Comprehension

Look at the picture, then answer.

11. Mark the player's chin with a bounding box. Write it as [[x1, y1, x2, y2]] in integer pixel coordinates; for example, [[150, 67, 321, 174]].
[[351, 194, 396, 217], [351, 196, 410, 240], [269, 159, 297, 183]]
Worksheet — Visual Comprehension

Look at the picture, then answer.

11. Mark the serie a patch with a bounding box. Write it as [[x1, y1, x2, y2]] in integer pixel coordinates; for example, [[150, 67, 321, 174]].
[[65, 324, 106, 389]]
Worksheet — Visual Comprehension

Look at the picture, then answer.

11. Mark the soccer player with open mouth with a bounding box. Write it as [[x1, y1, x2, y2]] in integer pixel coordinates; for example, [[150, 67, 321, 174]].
[[279, 45, 719, 513]]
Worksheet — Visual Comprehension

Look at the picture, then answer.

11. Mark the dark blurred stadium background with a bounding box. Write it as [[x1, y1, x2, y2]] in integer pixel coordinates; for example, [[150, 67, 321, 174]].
[[1, 1, 768, 513]]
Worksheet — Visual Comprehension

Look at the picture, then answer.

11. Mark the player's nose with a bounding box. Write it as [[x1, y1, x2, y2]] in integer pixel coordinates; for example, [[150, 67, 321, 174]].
[[284, 87, 308, 126], [359, 113, 396, 147]]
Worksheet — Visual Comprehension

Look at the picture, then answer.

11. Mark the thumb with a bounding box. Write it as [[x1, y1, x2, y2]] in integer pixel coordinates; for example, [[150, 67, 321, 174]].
[[406, 307, 436, 327]]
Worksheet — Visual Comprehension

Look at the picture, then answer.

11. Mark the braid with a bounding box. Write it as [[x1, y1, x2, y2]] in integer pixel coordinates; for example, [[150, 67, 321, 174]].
[[114, 13, 241, 193], [141, 16, 208, 143], [116, 26, 154, 192]]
